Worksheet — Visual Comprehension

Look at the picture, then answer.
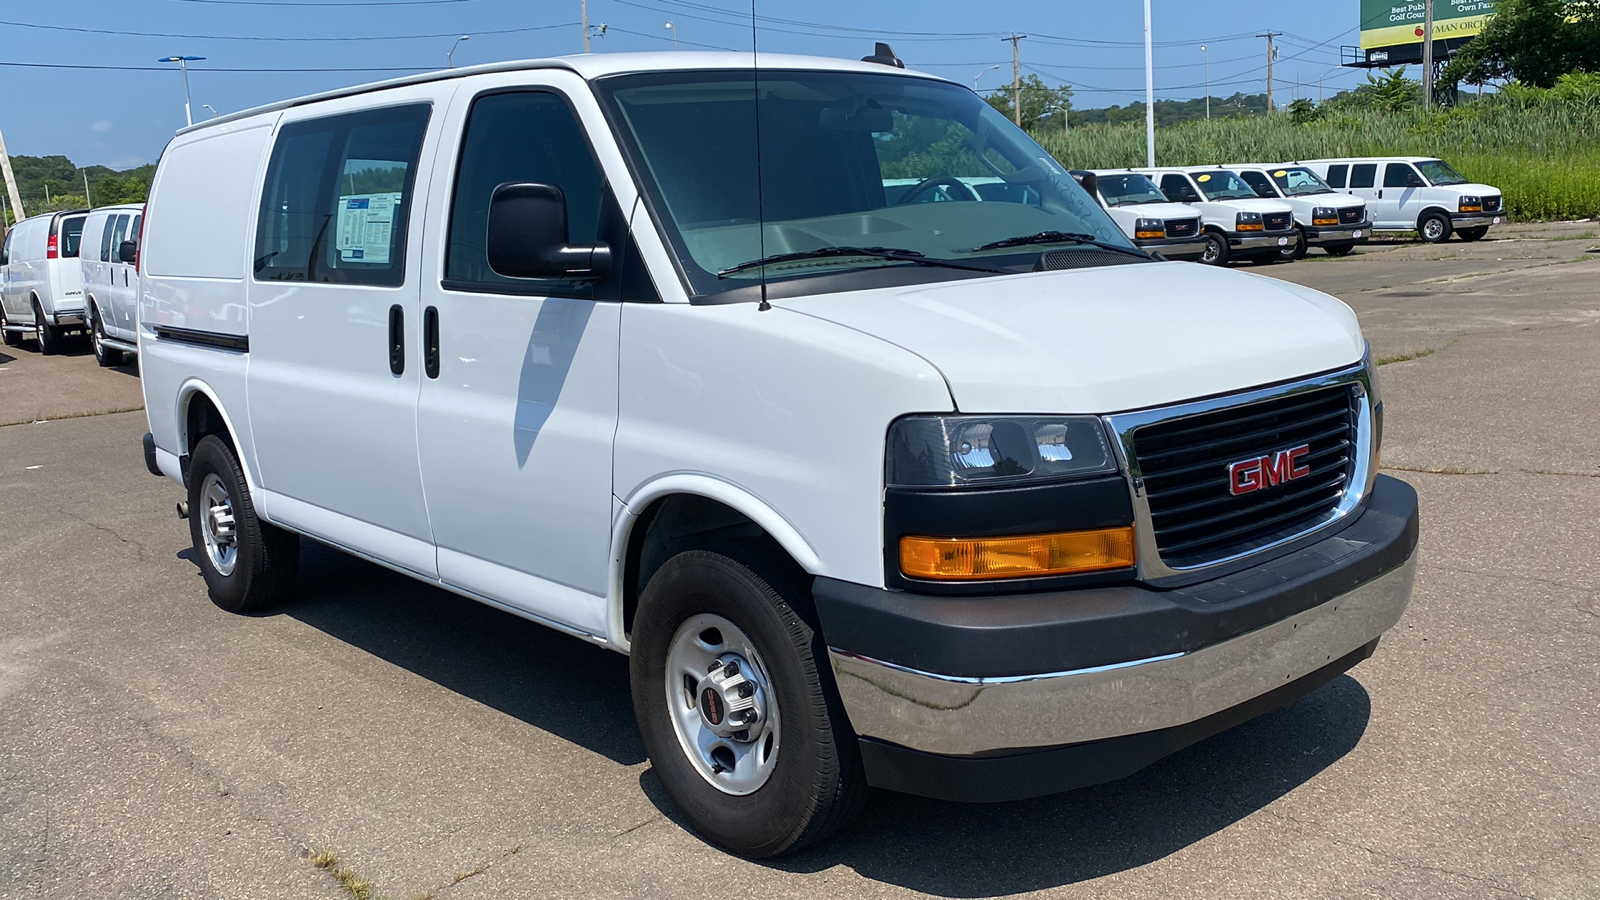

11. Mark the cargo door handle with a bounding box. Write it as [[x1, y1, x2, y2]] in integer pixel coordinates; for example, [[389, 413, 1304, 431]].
[[388, 304, 405, 375], [423, 306, 439, 379]]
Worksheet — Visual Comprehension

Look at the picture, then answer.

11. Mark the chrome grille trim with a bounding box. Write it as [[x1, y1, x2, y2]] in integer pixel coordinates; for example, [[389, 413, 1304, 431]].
[[1102, 363, 1376, 587]]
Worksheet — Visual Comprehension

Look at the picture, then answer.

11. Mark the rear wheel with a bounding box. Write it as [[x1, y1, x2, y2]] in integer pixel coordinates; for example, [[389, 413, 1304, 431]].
[[1280, 226, 1309, 260], [90, 305, 122, 367], [631, 547, 866, 858], [187, 434, 300, 613], [1457, 226, 1489, 242], [32, 299, 60, 356], [1419, 212, 1452, 244], [1198, 232, 1230, 266], [0, 306, 20, 348], [1324, 242, 1358, 257]]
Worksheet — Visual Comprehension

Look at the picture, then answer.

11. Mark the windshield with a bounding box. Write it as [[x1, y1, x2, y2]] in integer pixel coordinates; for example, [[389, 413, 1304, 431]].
[[1269, 166, 1334, 197], [1097, 173, 1169, 207], [1190, 170, 1260, 201], [1416, 159, 1468, 186], [599, 70, 1132, 299]]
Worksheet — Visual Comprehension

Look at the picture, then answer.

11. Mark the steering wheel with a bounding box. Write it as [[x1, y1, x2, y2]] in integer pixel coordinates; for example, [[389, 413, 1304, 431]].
[[894, 173, 981, 205]]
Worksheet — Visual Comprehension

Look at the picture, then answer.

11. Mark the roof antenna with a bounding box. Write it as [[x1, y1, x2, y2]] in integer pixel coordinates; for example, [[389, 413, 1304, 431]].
[[751, 0, 771, 311], [862, 42, 904, 68]]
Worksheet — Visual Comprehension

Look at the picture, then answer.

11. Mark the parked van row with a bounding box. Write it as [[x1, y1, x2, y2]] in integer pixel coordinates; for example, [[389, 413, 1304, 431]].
[[0, 204, 144, 361], [1300, 157, 1503, 243], [132, 50, 1418, 859]]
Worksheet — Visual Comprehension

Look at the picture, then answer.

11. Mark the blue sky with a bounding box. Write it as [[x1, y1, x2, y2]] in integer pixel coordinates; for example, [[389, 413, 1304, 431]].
[[1, 0, 1366, 170]]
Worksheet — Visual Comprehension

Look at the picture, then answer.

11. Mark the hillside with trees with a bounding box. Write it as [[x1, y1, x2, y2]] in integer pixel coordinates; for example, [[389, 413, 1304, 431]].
[[2, 155, 154, 225]]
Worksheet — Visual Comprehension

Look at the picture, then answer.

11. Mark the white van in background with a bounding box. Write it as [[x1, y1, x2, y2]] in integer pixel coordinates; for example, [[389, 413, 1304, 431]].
[[79, 204, 144, 366], [1133, 167, 1298, 265], [1080, 170, 1207, 261], [1227, 164, 1369, 259], [0, 209, 90, 354], [1300, 157, 1502, 243]]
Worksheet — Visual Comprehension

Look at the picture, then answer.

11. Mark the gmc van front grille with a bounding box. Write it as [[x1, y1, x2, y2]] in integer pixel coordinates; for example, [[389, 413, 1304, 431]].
[[1483, 196, 1502, 213], [1264, 212, 1294, 232], [1164, 218, 1199, 238], [1339, 207, 1363, 225], [1129, 384, 1358, 569]]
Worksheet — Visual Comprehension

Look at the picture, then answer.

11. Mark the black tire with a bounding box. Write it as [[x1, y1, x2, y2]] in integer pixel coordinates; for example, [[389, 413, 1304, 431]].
[[1457, 226, 1489, 242], [1244, 251, 1280, 265], [33, 299, 60, 356], [1419, 211, 1453, 244], [1199, 231, 1230, 266], [0, 306, 20, 347], [1280, 226, 1309, 260], [1324, 242, 1358, 257], [187, 434, 300, 613], [631, 547, 866, 858], [90, 304, 123, 367]]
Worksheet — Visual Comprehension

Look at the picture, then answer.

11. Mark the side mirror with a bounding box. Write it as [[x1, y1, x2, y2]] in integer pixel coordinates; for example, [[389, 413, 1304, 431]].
[[486, 182, 611, 281], [1068, 169, 1099, 201], [118, 240, 138, 264]]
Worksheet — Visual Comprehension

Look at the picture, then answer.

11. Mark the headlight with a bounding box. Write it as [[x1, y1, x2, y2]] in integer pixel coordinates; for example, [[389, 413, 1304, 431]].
[[1312, 206, 1339, 226], [1236, 211, 1264, 232], [1134, 218, 1165, 239], [886, 414, 1117, 488], [1459, 195, 1482, 213]]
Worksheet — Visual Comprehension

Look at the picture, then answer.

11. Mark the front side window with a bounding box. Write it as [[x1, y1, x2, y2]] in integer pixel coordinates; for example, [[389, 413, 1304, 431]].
[[1350, 164, 1377, 189], [99, 216, 117, 262], [1238, 170, 1278, 198], [1159, 174, 1201, 202], [445, 90, 608, 297], [1415, 159, 1468, 185], [599, 70, 1132, 300], [255, 104, 430, 286], [1097, 173, 1169, 207], [1326, 164, 1348, 188], [1272, 166, 1334, 196], [109, 215, 132, 262], [1384, 163, 1423, 188], [59, 216, 86, 258]]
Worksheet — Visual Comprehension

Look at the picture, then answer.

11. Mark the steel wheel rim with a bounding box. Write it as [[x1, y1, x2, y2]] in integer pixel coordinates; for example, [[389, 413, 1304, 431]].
[[1202, 236, 1223, 264], [199, 473, 239, 576], [664, 612, 781, 795], [1423, 218, 1445, 241], [92, 318, 103, 356]]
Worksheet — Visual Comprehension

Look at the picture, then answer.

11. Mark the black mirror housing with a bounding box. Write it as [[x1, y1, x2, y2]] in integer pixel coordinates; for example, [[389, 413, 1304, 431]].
[[486, 182, 611, 282], [1067, 169, 1099, 200], [119, 240, 138, 264]]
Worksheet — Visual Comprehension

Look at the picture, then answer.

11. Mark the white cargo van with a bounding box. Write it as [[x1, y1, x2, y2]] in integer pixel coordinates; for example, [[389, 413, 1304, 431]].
[[80, 203, 145, 366], [1080, 170, 1207, 261], [137, 51, 1417, 858], [0, 209, 90, 354], [1226, 164, 1369, 260], [1133, 167, 1298, 265], [1300, 157, 1502, 243]]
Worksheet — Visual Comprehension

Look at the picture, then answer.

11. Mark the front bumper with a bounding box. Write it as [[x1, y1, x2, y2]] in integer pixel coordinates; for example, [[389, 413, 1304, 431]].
[[1450, 212, 1503, 228], [1135, 235, 1208, 259], [818, 474, 1418, 800], [1303, 221, 1372, 245], [1226, 230, 1296, 251]]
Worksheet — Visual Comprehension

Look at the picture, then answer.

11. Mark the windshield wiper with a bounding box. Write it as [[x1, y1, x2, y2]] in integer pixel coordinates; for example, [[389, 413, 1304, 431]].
[[971, 231, 1152, 259], [716, 246, 1002, 278]]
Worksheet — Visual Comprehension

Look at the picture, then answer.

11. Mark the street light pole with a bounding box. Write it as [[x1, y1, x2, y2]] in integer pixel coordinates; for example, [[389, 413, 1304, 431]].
[[1143, 0, 1155, 167], [1202, 45, 1210, 120], [665, 21, 678, 50], [972, 64, 1001, 92], [1045, 105, 1069, 134], [158, 56, 205, 127], [202, 104, 219, 118], [447, 35, 470, 68]]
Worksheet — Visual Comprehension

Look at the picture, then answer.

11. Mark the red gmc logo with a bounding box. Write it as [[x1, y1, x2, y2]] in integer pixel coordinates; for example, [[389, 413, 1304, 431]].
[[1228, 444, 1312, 496]]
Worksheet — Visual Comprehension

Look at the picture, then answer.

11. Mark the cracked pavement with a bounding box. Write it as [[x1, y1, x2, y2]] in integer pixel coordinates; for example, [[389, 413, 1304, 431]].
[[1, 221, 1597, 898]]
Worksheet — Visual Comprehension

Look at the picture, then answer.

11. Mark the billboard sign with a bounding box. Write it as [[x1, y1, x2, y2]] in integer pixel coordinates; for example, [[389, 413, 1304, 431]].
[[1360, 0, 1497, 50]]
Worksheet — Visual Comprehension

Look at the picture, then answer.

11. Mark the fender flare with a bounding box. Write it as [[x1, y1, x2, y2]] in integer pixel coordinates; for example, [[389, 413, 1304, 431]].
[[174, 378, 260, 498], [606, 474, 825, 651]]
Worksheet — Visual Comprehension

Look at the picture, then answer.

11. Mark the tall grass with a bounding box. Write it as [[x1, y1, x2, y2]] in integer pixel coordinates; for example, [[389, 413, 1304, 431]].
[[1031, 102, 1600, 221]]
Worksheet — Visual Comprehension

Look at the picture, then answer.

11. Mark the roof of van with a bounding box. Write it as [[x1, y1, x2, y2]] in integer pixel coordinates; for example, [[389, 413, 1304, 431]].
[[1295, 157, 1444, 165], [177, 51, 947, 137], [86, 204, 145, 213]]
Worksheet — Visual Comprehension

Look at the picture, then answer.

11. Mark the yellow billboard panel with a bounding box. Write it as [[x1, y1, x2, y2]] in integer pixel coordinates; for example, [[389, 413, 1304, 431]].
[[1361, 0, 1497, 50]]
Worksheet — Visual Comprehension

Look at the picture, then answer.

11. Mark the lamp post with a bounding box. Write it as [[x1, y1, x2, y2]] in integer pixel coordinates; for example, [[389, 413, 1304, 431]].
[[972, 64, 1001, 92], [158, 56, 205, 128], [1142, 0, 1154, 167], [202, 104, 219, 119], [1045, 104, 1069, 134], [1202, 45, 1210, 120], [665, 21, 678, 50], [447, 35, 470, 68]]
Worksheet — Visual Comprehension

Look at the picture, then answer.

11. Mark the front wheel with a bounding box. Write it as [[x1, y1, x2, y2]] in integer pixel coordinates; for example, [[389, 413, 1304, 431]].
[[631, 548, 865, 858], [187, 434, 300, 612], [91, 306, 123, 367], [1324, 242, 1358, 257], [1419, 212, 1453, 244], [1457, 226, 1489, 242], [33, 300, 60, 356], [0, 306, 20, 347], [1198, 232, 1230, 266], [1280, 226, 1309, 260]]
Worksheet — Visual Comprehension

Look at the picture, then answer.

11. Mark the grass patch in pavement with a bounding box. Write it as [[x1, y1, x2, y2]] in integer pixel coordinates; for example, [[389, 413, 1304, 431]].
[[1377, 335, 1463, 366], [0, 404, 144, 428]]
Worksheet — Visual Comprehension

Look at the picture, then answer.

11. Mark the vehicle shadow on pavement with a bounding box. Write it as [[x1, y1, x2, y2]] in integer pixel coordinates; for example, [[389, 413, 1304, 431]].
[[277, 539, 647, 766], [765, 675, 1371, 896]]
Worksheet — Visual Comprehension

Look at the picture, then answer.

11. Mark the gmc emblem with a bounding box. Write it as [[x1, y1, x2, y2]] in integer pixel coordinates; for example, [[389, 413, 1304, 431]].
[[1228, 444, 1312, 496]]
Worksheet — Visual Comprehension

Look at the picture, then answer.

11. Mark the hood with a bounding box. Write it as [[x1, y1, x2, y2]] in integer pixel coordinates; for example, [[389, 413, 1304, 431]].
[[1215, 197, 1296, 214], [778, 262, 1363, 414], [1449, 183, 1501, 197], [1297, 192, 1365, 210], [1107, 202, 1201, 221]]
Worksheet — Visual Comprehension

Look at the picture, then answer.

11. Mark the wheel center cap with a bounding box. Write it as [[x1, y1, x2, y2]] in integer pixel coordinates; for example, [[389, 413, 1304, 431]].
[[695, 654, 763, 739]]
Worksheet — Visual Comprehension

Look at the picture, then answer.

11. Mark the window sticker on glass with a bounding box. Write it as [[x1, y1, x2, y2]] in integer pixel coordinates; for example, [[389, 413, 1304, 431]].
[[1197, 174, 1211, 182], [1274, 170, 1288, 177], [337, 192, 399, 264]]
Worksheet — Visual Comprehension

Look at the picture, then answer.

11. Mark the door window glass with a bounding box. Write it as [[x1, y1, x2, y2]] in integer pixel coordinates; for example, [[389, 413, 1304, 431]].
[[109, 215, 131, 263], [255, 104, 430, 286], [99, 216, 117, 262], [1384, 163, 1421, 188], [1350, 164, 1377, 189], [1326, 164, 1348, 188], [445, 91, 607, 296], [1160, 174, 1201, 202], [1238, 170, 1276, 198], [59, 216, 86, 258]]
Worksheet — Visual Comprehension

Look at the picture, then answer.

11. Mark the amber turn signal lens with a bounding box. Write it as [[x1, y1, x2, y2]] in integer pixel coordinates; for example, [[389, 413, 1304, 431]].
[[900, 527, 1136, 581], [1459, 204, 1481, 212], [1313, 217, 1338, 226], [1135, 230, 1165, 240]]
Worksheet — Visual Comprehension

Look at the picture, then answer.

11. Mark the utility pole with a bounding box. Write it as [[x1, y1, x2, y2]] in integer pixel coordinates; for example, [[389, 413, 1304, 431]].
[[83, 170, 92, 208], [582, 0, 589, 53], [1256, 32, 1282, 112], [1143, 0, 1154, 166], [1423, 3, 1437, 108], [1002, 34, 1026, 127], [1202, 45, 1210, 120], [0, 125, 24, 222]]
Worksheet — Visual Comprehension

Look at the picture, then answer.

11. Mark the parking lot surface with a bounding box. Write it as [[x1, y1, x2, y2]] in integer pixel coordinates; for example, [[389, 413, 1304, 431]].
[[2, 222, 1597, 899]]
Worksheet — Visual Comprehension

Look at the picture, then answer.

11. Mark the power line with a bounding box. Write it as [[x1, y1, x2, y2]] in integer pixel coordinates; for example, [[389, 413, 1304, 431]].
[[167, 0, 476, 5], [0, 60, 431, 72], [0, 18, 578, 42]]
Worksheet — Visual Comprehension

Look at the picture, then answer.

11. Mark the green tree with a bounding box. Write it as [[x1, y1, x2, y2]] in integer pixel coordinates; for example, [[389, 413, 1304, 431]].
[[1446, 0, 1600, 88], [1287, 97, 1321, 124], [1326, 68, 1422, 112], [983, 74, 1074, 130]]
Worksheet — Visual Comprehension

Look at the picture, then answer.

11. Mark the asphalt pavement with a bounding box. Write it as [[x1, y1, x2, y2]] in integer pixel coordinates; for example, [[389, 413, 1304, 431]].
[[2, 222, 1597, 899]]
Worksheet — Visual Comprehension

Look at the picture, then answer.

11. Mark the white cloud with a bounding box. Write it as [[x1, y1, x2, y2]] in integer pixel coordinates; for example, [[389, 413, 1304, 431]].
[[91, 120, 113, 132], [106, 156, 148, 170]]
